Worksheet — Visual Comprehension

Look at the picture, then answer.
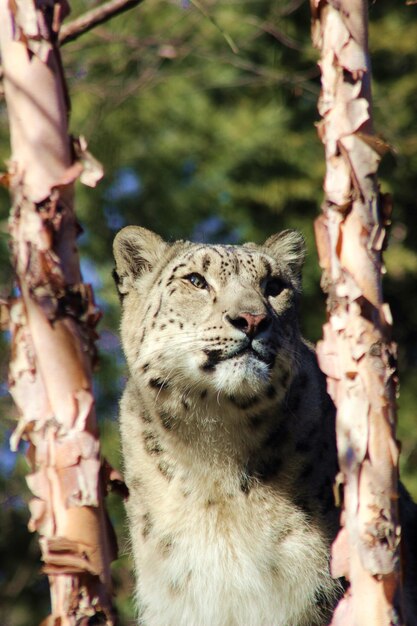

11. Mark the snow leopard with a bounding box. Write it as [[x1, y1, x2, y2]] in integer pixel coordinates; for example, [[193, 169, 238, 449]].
[[112, 226, 345, 626]]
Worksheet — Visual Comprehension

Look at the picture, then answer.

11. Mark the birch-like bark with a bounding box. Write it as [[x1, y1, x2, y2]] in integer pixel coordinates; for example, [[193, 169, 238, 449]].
[[310, 1, 403, 624], [0, 0, 117, 623]]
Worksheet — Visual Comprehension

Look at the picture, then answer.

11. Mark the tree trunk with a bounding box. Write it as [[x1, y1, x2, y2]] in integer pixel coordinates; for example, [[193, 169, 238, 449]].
[[0, 0, 117, 623], [310, 1, 403, 624]]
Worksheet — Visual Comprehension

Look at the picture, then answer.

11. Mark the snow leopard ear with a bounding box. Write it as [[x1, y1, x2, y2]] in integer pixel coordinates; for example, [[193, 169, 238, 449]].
[[262, 229, 306, 282], [113, 226, 167, 298]]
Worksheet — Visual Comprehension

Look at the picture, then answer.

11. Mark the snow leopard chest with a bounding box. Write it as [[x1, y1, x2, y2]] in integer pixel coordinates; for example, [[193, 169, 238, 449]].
[[129, 476, 335, 626]]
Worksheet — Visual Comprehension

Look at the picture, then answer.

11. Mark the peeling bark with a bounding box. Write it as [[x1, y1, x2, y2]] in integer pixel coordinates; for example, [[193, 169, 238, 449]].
[[310, 1, 403, 625], [0, 0, 118, 623]]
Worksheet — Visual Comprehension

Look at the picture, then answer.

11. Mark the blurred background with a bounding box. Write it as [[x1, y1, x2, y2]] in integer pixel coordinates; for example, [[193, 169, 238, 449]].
[[1, 0, 417, 623]]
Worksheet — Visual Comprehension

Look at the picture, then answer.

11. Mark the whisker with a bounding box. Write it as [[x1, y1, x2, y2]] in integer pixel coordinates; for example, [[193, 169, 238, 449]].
[[155, 368, 175, 402]]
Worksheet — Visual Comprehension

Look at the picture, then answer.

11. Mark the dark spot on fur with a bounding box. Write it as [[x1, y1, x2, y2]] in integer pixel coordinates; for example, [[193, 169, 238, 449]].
[[160, 323, 166, 330], [159, 410, 175, 430], [159, 535, 174, 557], [179, 322, 183, 329], [130, 476, 142, 490], [200, 390, 207, 399], [142, 512, 153, 539], [240, 473, 252, 494], [112, 268, 125, 302], [141, 411, 152, 424], [158, 460, 175, 481], [263, 259, 272, 275], [202, 255, 211, 271], [149, 378, 168, 390], [142, 363, 150, 372], [181, 396, 190, 410], [143, 430, 163, 455], [229, 394, 259, 410], [152, 296, 162, 319], [168, 579, 185, 595], [201, 348, 222, 371]]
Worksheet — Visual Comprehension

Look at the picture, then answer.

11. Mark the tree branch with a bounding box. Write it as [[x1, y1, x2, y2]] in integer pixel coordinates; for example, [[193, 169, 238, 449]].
[[59, 0, 145, 46]]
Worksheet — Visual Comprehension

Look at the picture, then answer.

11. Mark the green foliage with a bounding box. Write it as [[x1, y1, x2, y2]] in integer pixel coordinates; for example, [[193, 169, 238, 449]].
[[1, 0, 417, 623]]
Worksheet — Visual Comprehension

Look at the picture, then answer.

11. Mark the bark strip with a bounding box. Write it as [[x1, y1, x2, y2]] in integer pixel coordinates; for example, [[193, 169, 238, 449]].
[[310, 1, 403, 625], [0, 0, 117, 623]]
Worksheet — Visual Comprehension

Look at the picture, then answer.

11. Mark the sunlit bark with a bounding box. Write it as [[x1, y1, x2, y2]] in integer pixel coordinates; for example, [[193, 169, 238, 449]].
[[310, 1, 403, 624], [0, 0, 117, 623]]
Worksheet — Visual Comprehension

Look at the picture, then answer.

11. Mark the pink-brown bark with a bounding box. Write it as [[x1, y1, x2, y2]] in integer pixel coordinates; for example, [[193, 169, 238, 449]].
[[0, 0, 117, 623], [310, 1, 403, 624]]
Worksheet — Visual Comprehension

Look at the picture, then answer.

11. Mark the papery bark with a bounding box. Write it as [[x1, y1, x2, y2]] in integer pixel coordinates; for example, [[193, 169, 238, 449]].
[[310, 1, 402, 625], [0, 0, 117, 623]]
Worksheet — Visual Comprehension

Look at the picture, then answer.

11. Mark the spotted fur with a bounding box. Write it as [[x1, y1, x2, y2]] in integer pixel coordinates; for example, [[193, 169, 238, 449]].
[[114, 226, 342, 626]]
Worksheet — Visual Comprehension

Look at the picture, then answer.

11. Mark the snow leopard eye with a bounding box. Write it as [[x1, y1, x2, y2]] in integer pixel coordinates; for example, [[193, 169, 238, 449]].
[[185, 273, 208, 290], [264, 277, 286, 298]]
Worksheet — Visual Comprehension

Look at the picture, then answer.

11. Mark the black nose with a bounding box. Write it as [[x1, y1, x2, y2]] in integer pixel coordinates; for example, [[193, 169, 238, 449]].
[[226, 312, 270, 337]]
